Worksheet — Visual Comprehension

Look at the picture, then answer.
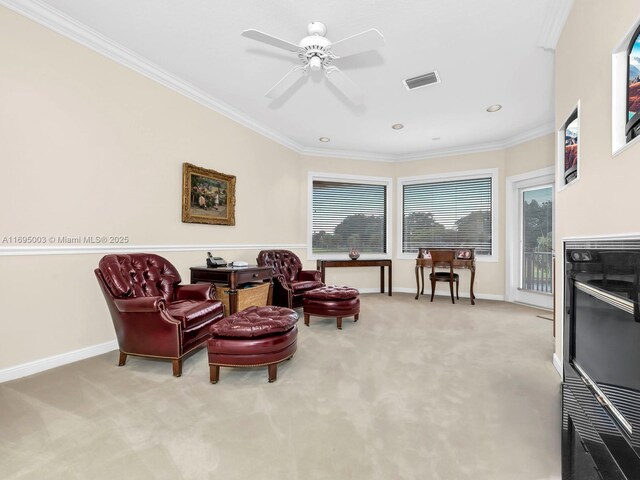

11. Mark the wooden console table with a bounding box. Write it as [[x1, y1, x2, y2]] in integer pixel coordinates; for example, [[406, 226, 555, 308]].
[[190, 265, 273, 315], [316, 259, 392, 296], [415, 248, 476, 304]]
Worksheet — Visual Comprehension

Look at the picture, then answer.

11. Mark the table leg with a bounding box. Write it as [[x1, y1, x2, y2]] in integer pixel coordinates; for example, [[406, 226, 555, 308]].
[[388, 264, 392, 296], [320, 264, 326, 283], [229, 271, 238, 314], [420, 267, 425, 295], [380, 266, 384, 294], [267, 280, 274, 306], [470, 267, 476, 305], [415, 265, 420, 300]]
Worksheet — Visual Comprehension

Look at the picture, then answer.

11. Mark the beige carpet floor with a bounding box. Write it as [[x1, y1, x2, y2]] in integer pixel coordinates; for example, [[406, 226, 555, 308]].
[[0, 294, 561, 480]]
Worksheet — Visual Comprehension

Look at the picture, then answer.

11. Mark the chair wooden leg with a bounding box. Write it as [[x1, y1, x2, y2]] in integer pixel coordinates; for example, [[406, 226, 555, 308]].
[[449, 280, 455, 304], [456, 278, 460, 300], [304, 313, 310, 326], [430, 279, 436, 302], [354, 313, 359, 322], [268, 364, 278, 383], [337, 317, 343, 329], [172, 358, 182, 377], [118, 351, 127, 366], [209, 365, 220, 384]]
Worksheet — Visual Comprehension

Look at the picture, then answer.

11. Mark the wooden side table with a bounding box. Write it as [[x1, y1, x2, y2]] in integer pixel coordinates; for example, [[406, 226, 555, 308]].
[[190, 266, 273, 315], [316, 259, 392, 296]]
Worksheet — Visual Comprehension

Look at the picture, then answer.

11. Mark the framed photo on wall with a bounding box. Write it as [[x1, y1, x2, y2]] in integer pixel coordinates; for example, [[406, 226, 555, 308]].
[[557, 101, 580, 191], [182, 163, 236, 225]]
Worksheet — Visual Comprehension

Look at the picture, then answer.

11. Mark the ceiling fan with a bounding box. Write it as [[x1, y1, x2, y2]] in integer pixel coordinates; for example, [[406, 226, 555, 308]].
[[241, 21, 384, 105]]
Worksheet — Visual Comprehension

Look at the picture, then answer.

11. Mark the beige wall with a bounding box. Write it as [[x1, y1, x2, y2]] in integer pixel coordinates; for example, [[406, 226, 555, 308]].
[[554, 0, 640, 359], [0, 7, 303, 369], [0, 6, 554, 371]]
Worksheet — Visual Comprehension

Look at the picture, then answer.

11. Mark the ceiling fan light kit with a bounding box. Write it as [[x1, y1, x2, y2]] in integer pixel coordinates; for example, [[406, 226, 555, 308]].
[[241, 21, 384, 105]]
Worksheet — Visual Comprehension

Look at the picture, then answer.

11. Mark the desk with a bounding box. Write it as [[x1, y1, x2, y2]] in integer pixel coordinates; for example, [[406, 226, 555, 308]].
[[415, 248, 476, 304], [190, 265, 273, 315], [316, 259, 392, 296]]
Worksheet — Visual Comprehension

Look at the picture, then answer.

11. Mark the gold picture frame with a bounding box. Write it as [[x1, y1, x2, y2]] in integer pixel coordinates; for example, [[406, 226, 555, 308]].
[[182, 163, 236, 225]]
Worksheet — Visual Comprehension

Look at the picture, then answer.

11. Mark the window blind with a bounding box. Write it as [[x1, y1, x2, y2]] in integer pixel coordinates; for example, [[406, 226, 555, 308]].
[[312, 181, 387, 254], [402, 177, 492, 255]]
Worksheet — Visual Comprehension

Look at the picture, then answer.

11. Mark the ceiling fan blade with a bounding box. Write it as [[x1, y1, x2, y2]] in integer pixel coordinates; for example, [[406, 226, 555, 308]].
[[324, 66, 364, 105], [330, 28, 385, 58], [241, 29, 300, 52], [265, 66, 307, 99]]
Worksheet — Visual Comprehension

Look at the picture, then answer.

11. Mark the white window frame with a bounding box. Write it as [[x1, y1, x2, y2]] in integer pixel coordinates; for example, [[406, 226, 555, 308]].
[[612, 15, 640, 156], [396, 168, 499, 262], [308, 172, 393, 260]]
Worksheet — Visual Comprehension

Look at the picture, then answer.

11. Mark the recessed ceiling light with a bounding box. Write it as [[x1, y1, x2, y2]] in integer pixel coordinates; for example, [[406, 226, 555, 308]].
[[392, 124, 404, 130], [486, 104, 502, 112], [319, 137, 330, 142]]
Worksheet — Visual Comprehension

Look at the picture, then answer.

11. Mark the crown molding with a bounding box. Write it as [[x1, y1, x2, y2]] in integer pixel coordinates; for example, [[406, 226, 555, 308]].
[[0, 0, 306, 154], [301, 122, 555, 163], [537, 0, 574, 51], [502, 121, 556, 148], [2, 0, 555, 163]]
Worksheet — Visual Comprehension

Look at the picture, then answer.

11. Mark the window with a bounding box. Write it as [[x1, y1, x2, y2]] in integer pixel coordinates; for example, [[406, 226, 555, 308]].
[[309, 174, 391, 257], [627, 24, 640, 142], [400, 170, 496, 257]]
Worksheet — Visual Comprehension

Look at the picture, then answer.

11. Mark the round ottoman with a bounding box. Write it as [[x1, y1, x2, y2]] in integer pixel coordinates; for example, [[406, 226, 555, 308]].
[[303, 285, 360, 330], [207, 305, 298, 383]]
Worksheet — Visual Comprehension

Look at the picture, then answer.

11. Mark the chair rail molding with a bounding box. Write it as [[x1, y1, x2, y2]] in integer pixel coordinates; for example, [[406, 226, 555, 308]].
[[0, 243, 307, 256]]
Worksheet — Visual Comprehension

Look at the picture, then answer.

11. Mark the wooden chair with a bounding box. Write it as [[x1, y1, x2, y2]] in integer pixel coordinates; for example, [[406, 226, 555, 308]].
[[429, 250, 459, 304]]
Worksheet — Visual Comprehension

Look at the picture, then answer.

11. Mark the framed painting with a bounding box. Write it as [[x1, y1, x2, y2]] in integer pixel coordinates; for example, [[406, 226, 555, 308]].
[[182, 163, 236, 225], [557, 101, 580, 191]]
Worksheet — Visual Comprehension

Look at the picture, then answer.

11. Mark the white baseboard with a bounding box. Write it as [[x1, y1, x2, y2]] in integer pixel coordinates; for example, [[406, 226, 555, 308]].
[[552, 353, 563, 378], [0, 340, 118, 383], [390, 287, 504, 301]]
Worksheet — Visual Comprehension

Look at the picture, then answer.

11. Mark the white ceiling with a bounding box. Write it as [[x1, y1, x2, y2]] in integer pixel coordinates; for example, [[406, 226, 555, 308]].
[[7, 0, 565, 161]]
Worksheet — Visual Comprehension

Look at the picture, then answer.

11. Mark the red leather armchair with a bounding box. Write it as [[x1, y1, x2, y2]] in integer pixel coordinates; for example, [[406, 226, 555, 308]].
[[95, 253, 224, 376], [257, 250, 323, 308]]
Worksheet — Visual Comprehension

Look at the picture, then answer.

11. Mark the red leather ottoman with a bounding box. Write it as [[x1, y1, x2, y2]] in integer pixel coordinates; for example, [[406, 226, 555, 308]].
[[207, 305, 298, 383], [303, 285, 360, 330]]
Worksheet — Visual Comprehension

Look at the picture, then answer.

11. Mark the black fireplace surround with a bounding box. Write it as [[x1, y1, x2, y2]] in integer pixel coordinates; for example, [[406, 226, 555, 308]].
[[563, 239, 640, 479]]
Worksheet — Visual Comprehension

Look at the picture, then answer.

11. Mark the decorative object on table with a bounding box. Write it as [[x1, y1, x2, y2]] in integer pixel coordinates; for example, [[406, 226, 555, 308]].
[[348, 248, 360, 260], [557, 102, 579, 190], [182, 163, 236, 225]]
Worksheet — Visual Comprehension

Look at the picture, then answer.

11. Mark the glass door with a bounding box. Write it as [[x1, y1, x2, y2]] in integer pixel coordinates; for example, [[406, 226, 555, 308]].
[[516, 185, 553, 308]]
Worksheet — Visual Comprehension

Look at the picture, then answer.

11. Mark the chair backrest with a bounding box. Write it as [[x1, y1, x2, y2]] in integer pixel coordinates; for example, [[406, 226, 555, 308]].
[[429, 250, 456, 275], [98, 253, 181, 301], [256, 250, 302, 283]]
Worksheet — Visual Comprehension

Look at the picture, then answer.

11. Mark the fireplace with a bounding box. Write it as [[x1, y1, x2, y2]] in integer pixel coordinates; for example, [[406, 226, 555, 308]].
[[562, 239, 640, 479]]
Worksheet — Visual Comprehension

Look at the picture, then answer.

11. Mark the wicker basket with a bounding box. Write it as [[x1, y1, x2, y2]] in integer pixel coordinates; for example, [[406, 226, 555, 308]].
[[215, 282, 270, 316]]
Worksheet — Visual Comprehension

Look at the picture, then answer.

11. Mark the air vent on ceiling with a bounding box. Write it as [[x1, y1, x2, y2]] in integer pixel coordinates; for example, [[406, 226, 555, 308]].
[[403, 71, 441, 91]]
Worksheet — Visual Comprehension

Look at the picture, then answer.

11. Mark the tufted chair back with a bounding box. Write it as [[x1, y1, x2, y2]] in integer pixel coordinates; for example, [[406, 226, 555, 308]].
[[257, 250, 303, 282], [98, 253, 181, 302]]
